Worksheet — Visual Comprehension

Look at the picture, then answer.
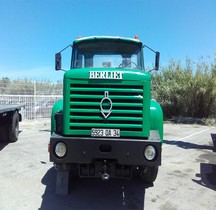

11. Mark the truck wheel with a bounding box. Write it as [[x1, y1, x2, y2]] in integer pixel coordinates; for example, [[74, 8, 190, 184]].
[[8, 112, 19, 142], [139, 166, 158, 183]]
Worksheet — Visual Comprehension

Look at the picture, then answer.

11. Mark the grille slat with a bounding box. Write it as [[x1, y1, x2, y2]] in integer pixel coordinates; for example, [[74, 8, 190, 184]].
[[71, 87, 143, 93], [70, 94, 143, 100], [70, 123, 142, 128], [70, 116, 142, 121], [70, 102, 143, 107], [70, 109, 143, 114]]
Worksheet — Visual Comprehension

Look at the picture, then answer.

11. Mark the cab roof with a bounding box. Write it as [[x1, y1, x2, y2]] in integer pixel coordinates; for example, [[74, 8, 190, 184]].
[[73, 36, 142, 45]]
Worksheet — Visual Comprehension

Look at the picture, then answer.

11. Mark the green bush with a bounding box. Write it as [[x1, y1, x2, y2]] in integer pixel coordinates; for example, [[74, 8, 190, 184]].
[[152, 57, 216, 119]]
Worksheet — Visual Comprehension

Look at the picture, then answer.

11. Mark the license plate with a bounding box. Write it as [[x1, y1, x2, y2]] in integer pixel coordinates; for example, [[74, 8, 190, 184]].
[[91, 128, 120, 137]]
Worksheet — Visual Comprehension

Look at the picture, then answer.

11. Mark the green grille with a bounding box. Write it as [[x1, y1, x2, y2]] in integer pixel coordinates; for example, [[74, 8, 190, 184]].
[[65, 81, 145, 137]]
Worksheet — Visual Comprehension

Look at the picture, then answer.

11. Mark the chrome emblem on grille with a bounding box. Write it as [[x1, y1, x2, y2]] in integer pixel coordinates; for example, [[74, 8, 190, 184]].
[[100, 91, 112, 119]]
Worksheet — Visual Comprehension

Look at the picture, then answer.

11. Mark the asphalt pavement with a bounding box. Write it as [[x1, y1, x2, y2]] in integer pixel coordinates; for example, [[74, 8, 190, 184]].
[[0, 120, 215, 210]]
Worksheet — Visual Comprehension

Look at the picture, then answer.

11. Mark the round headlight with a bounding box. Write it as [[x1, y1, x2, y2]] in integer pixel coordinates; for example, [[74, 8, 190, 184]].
[[55, 142, 67, 158], [144, 145, 156, 161]]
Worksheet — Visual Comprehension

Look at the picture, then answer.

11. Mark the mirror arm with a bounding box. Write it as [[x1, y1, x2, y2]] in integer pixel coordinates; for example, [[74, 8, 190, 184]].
[[143, 45, 157, 53], [59, 44, 72, 53]]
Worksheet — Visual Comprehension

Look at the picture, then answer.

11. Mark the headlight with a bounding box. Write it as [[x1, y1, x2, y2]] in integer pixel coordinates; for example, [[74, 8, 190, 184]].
[[144, 145, 156, 161], [55, 142, 67, 158]]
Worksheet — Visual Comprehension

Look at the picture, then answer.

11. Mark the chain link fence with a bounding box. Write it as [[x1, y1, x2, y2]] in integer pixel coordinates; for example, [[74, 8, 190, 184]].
[[0, 79, 63, 120]]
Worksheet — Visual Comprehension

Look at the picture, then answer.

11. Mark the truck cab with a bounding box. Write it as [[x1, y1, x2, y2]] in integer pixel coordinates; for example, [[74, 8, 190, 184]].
[[49, 36, 163, 194]]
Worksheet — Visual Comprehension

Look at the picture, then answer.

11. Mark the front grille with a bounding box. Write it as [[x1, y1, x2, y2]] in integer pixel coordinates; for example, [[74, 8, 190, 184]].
[[66, 82, 144, 137]]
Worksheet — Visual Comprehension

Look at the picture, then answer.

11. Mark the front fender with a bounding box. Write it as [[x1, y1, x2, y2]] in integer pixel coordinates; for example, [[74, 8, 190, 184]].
[[51, 99, 63, 134], [150, 99, 163, 142]]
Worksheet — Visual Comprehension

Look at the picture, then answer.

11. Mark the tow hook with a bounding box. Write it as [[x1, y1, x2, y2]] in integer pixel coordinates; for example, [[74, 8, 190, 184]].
[[101, 160, 110, 181]]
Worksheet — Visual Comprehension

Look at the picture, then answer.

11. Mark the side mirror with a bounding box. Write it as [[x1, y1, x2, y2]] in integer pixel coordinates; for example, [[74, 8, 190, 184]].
[[55, 53, 62, 70], [155, 52, 160, 70]]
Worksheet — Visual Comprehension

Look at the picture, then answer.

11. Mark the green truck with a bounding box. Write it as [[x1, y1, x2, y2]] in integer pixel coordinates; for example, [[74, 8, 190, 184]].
[[49, 36, 163, 194]]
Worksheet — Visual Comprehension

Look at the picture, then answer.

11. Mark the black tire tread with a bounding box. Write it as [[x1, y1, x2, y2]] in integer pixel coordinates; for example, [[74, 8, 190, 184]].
[[8, 112, 19, 142]]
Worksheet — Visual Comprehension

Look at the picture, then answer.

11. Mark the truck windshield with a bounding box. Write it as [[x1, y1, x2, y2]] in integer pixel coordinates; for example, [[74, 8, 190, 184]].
[[71, 40, 143, 70]]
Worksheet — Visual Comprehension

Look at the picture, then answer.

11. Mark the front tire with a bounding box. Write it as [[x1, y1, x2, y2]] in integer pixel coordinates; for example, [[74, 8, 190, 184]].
[[139, 166, 158, 183]]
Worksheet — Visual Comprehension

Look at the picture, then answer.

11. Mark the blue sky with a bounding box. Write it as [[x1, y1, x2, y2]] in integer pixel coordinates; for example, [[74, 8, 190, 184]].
[[0, 0, 216, 82]]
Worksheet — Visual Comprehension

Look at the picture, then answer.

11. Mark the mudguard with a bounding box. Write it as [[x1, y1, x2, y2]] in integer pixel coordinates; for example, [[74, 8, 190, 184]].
[[150, 99, 163, 142], [51, 99, 63, 134]]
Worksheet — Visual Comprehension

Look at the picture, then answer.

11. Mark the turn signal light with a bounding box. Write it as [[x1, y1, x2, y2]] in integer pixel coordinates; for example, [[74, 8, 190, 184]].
[[48, 143, 50, 153]]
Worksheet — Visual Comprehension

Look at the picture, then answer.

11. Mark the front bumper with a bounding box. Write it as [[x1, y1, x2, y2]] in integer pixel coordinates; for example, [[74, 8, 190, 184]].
[[50, 130, 162, 167]]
